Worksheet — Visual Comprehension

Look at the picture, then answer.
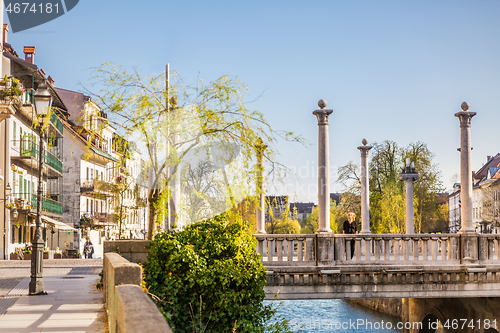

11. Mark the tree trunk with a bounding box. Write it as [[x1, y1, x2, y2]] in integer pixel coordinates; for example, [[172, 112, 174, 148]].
[[147, 189, 160, 240]]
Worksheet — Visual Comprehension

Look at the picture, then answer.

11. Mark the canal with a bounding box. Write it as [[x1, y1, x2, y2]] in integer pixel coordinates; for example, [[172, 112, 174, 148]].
[[267, 299, 402, 332]]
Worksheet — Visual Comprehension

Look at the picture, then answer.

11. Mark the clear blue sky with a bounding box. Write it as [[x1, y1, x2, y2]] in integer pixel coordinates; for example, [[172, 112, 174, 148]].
[[6, 0, 500, 203]]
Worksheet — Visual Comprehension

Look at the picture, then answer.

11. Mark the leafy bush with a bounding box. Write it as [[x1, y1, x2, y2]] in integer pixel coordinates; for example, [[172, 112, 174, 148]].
[[143, 214, 292, 333]]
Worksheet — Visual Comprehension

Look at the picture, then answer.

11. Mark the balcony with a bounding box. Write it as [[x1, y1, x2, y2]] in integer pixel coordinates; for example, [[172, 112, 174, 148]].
[[80, 178, 114, 197], [11, 193, 63, 217], [30, 194, 63, 216], [12, 140, 63, 176], [80, 212, 116, 228], [0, 79, 16, 122]]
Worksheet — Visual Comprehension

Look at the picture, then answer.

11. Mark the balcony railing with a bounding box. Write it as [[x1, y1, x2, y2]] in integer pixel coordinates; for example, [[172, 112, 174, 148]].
[[30, 194, 63, 216], [80, 178, 113, 194], [15, 140, 63, 174], [50, 113, 63, 134], [11, 193, 63, 216], [80, 212, 116, 225]]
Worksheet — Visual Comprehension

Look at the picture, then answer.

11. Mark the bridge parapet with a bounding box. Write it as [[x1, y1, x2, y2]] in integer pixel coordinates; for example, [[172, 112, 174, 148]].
[[255, 233, 500, 266], [256, 233, 500, 300]]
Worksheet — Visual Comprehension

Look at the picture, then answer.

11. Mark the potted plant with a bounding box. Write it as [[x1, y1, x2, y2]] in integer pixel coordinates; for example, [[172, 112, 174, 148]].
[[54, 252, 62, 259], [43, 251, 49, 259], [10, 252, 18, 260], [23, 250, 31, 260], [0, 75, 8, 87], [0, 78, 23, 100]]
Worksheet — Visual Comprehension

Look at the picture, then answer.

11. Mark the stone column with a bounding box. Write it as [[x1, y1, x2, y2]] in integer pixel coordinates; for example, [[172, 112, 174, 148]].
[[313, 99, 333, 233], [455, 101, 478, 263], [455, 102, 476, 233], [357, 139, 372, 234], [399, 158, 418, 234], [255, 138, 267, 234]]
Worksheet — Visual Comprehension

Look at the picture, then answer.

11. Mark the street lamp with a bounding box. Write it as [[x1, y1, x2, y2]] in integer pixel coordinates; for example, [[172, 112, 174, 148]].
[[3, 183, 12, 260], [29, 80, 52, 296]]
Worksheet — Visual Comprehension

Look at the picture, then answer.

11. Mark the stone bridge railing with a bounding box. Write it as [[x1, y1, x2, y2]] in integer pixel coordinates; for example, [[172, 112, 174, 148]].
[[255, 233, 500, 266]]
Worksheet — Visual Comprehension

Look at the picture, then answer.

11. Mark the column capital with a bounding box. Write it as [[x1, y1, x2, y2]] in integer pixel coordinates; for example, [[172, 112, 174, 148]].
[[357, 145, 373, 153], [454, 111, 476, 128], [313, 109, 333, 125]]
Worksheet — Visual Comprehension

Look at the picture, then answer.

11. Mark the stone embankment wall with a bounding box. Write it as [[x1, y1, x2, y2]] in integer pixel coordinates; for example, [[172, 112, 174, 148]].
[[103, 252, 172, 333], [103, 240, 150, 263], [351, 298, 403, 318]]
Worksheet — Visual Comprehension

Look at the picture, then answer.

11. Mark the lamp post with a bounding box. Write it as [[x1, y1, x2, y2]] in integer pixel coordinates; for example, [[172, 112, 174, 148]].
[[2, 183, 12, 260], [399, 158, 419, 234], [29, 80, 52, 295]]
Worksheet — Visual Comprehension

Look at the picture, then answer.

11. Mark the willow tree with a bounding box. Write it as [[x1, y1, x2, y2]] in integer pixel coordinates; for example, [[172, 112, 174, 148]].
[[88, 63, 300, 239]]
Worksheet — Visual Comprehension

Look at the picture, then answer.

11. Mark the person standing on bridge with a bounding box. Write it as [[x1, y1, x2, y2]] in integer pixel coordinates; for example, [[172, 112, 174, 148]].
[[343, 212, 358, 259]]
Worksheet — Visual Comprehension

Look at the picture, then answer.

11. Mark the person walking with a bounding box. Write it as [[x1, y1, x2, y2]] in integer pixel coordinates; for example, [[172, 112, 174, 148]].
[[343, 212, 358, 259], [83, 238, 94, 259]]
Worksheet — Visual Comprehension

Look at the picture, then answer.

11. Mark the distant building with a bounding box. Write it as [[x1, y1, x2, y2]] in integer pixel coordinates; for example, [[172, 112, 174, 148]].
[[289, 202, 314, 221], [449, 154, 500, 234], [330, 193, 341, 205], [265, 195, 288, 223]]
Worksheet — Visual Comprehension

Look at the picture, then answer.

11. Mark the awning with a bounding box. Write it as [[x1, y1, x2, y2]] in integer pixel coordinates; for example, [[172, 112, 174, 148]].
[[41, 216, 76, 231], [90, 146, 118, 162]]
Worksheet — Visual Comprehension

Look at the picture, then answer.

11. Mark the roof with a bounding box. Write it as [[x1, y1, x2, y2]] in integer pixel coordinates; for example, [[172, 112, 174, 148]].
[[474, 153, 500, 182], [266, 195, 288, 205], [62, 120, 118, 163], [289, 202, 314, 214], [4, 52, 68, 111], [330, 193, 341, 204], [54, 87, 91, 122]]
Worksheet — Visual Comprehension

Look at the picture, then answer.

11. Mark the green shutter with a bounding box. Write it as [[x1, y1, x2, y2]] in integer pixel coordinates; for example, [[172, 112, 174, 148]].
[[13, 121, 16, 146], [19, 175, 23, 198]]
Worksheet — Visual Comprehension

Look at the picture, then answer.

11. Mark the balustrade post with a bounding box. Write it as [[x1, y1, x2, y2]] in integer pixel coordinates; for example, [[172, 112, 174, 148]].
[[313, 100, 333, 233], [455, 102, 478, 263]]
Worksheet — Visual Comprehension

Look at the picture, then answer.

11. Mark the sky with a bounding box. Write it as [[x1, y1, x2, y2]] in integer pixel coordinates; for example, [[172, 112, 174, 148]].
[[5, 0, 500, 203]]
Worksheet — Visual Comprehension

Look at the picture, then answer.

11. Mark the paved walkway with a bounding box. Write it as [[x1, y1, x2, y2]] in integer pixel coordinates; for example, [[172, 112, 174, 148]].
[[0, 259, 106, 333]]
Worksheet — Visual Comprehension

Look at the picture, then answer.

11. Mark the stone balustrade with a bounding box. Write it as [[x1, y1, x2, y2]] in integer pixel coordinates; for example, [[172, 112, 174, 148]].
[[255, 233, 499, 266], [255, 234, 316, 266]]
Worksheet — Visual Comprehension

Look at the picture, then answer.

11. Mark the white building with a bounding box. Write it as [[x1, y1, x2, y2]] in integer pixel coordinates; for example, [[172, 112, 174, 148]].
[[449, 154, 500, 234], [0, 40, 73, 259]]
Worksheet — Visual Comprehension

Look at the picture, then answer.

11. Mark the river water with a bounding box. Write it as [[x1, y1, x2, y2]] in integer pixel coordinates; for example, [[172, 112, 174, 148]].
[[267, 299, 402, 332]]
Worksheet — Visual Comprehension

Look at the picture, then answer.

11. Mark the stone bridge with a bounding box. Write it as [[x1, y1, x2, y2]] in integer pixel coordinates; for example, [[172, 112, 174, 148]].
[[256, 233, 500, 300], [256, 233, 500, 332]]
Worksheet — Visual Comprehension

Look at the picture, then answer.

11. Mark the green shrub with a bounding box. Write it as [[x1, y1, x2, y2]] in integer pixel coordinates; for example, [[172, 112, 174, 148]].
[[143, 214, 292, 333]]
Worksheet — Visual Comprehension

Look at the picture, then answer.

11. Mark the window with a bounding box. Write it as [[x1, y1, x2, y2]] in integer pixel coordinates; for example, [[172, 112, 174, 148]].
[[19, 175, 23, 198]]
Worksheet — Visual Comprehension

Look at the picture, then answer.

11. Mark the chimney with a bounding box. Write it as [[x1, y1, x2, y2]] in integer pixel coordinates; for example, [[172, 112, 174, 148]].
[[3, 24, 8, 45], [47, 76, 54, 86], [487, 156, 491, 162], [23, 46, 35, 64], [40, 69, 46, 77]]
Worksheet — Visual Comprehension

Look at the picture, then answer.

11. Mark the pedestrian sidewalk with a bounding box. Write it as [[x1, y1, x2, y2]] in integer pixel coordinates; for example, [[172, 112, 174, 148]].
[[0, 260, 106, 333]]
